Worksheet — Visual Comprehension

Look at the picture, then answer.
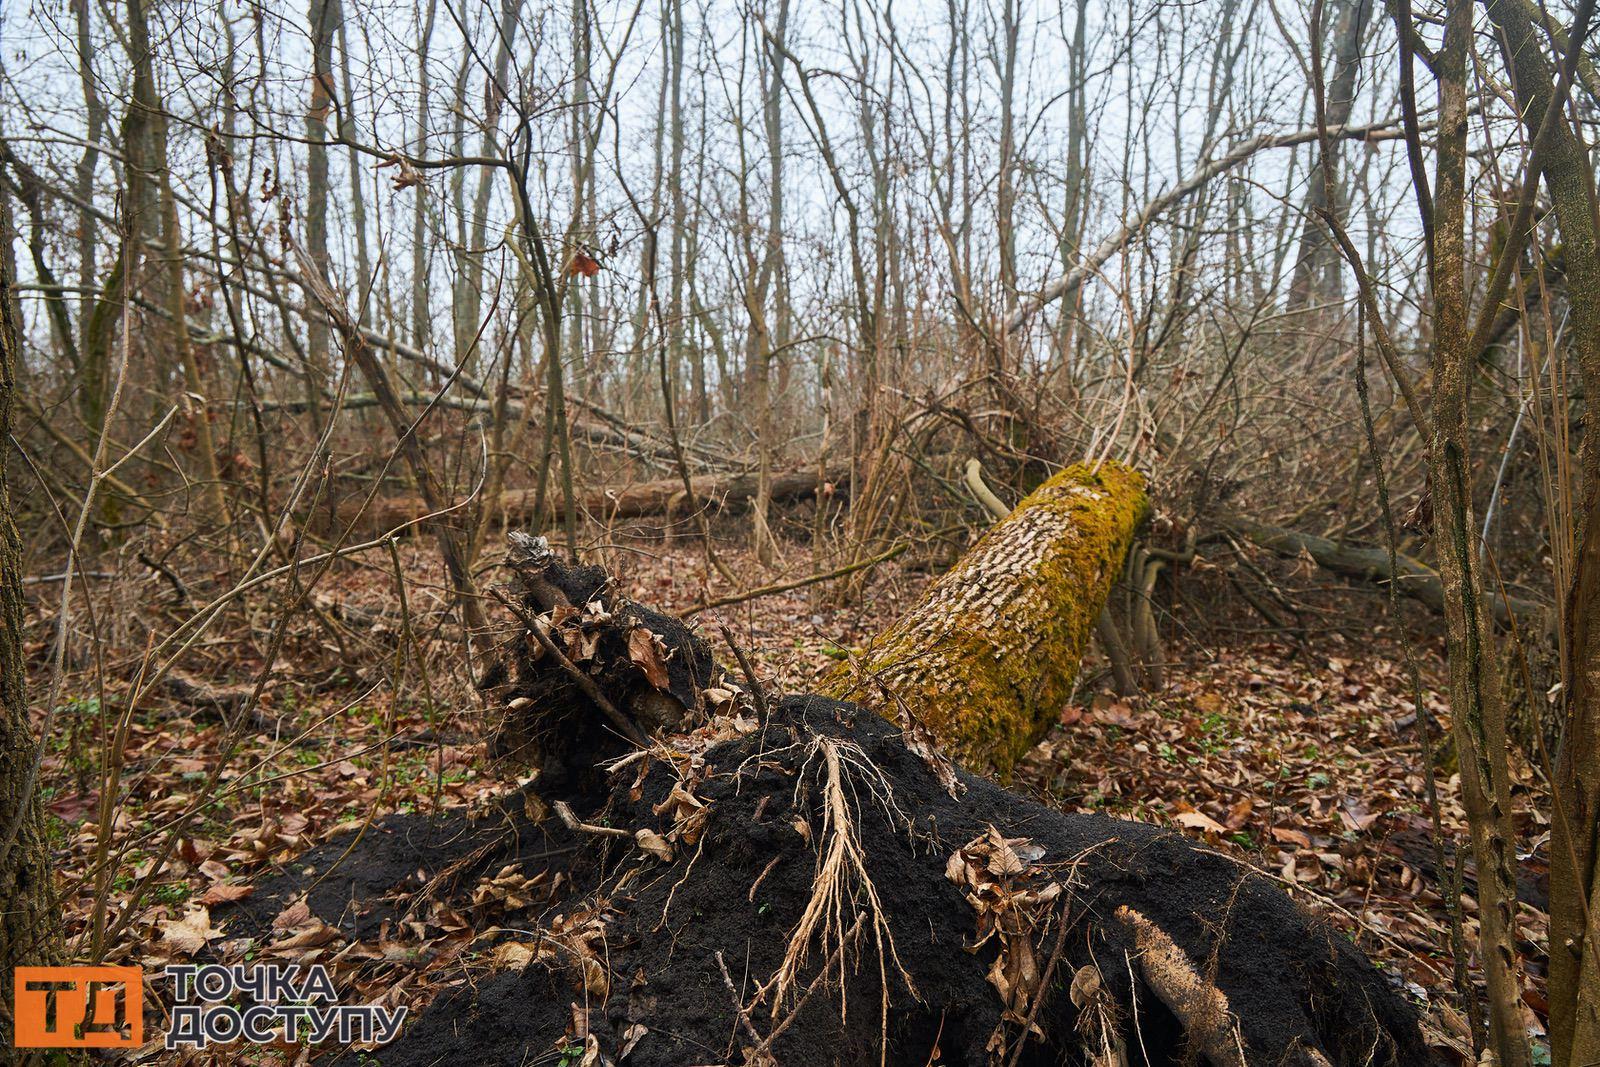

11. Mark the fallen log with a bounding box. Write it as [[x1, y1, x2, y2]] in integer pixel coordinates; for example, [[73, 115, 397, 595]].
[[822, 461, 1150, 777], [359, 541, 1429, 1067], [363, 465, 845, 533], [1223, 515, 1544, 627]]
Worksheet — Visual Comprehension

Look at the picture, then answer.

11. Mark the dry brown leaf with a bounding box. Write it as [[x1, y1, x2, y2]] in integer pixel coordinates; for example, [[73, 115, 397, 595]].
[[620, 1023, 649, 1059], [1224, 798, 1253, 830], [1271, 826, 1311, 848], [270, 919, 341, 954], [158, 907, 224, 956], [493, 941, 539, 970], [272, 898, 312, 930], [199, 881, 253, 906], [627, 626, 671, 690], [1069, 964, 1103, 1008], [1173, 810, 1228, 835], [634, 828, 674, 862]]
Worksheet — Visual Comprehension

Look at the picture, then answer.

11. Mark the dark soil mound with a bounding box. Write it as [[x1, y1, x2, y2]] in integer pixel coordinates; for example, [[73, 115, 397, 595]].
[[218, 803, 583, 943], [377, 696, 1430, 1067]]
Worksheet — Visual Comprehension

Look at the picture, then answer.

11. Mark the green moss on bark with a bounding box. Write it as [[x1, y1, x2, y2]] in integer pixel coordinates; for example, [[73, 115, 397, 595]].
[[822, 461, 1149, 776]]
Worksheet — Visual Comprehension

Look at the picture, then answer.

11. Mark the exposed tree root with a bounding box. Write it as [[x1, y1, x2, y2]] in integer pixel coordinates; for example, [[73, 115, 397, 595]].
[[1116, 905, 1246, 1067], [367, 549, 1433, 1067]]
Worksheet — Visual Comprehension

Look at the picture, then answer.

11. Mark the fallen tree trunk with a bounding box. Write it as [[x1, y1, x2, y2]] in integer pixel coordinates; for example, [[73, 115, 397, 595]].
[[822, 461, 1149, 776], [364, 465, 844, 534], [339, 539, 1429, 1067], [1224, 515, 1544, 627]]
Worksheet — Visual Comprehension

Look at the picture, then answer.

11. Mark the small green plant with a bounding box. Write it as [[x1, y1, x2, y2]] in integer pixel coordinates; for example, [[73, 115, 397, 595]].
[[153, 882, 192, 905]]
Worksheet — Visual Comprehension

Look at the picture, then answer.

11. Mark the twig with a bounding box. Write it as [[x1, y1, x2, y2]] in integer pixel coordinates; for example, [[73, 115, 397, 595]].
[[715, 950, 768, 1048], [552, 799, 630, 839], [1005, 897, 1075, 1067], [748, 855, 782, 902], [137, 549, 191, 606], [685, 542, 908, 616], [715, 618, 770, 723]]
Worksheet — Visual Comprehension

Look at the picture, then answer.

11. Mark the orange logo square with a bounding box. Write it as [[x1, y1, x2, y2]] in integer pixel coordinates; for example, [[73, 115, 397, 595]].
[[13, 966, 143, 1048]]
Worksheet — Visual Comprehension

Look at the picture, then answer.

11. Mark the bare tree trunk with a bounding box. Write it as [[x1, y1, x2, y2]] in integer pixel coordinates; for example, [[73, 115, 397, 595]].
[[666, 0, 702, 424], [459, 0, 520, 369], [0, 216, 61, 1021], [1413, 1, 1530, 1060], [410, 0, 437, 353], [337, 12, 374, 321], [1484, 3, 1600, 1061], [746, 0, 791, 567], [1287, 0, 1372, 312], [73, 0, 107, 366], [995, 0, 1020, 317], [305, 0, 337, 407], [126, 0, 228, 524]]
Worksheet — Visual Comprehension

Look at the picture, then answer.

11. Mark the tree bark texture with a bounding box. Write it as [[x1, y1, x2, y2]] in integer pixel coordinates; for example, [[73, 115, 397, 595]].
[[0, 226, 60, 1023], [821, 461, 1148, 776]]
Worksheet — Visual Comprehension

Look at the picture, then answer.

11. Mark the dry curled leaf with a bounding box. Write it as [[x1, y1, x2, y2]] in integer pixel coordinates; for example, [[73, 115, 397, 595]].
[[199, 881, 253, 906], [566, 251, 601, 277], [158, 907, 224, 956], [634, 828, 674, 862], [493, 941, 541, 971], [627, 626, 672, 690]]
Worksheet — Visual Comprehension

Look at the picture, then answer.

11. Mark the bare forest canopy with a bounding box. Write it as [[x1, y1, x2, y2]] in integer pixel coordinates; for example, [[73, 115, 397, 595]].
[[1, 0, 1599, 1064]]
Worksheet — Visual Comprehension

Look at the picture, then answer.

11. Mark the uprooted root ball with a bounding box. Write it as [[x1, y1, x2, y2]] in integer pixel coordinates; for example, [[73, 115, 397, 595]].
[[379, 697, 1430, 1067], [480, 533, 717, 794]]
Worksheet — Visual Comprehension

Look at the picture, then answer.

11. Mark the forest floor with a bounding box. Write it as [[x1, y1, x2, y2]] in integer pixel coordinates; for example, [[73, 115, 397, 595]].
[[28, 536, 1548, 1064]]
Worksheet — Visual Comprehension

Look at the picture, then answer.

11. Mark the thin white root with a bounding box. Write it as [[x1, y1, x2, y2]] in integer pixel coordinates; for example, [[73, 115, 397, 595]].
[[1070, 964, 1130, 1067], [768, 738, 916, 1067]]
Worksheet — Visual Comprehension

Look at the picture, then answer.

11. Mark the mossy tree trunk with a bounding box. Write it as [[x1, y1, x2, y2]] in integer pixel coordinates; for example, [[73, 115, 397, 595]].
[[822, 461, 1149, 776], [0, 223, 60, 1027]]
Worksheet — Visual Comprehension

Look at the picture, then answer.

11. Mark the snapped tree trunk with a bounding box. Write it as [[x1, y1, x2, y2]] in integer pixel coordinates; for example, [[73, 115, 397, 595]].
[[821, 461, 1149, 776], [414, 523, 1427, 1067]]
